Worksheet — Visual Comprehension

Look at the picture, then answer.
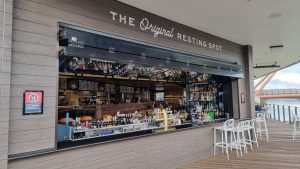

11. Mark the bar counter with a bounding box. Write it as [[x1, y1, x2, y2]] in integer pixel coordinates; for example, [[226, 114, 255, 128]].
[[9, 118, 226, 160]]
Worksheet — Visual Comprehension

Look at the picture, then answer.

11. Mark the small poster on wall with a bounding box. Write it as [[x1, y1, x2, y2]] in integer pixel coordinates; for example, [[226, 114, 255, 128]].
[[23, 90, 44, 115], [241, 93, 246, 103]]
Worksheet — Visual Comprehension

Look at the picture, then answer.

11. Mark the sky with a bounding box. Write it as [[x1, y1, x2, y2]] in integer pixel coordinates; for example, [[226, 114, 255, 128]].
[[254, 63, 300, 89]]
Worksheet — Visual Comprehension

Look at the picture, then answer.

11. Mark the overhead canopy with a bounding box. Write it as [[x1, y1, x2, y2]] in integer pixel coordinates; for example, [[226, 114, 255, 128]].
[[119, 0, 300, 78], [59, 24, 244, 78]]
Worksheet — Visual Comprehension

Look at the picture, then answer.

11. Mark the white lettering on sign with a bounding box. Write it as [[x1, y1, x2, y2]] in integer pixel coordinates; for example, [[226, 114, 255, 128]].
[[110, 11, 118, 21], [109, 11, 135, 27], [69, 36, 84, 48], [177, 33, 211, 49], [128, 17, 135, 26], [139, 18, 174, 38], [109, 11, 222, 51]]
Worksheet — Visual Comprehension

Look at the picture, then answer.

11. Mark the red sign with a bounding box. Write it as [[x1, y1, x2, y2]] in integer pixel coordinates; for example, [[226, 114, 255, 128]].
[[23, 91, 44, 115], [241, 93, 246, 104]]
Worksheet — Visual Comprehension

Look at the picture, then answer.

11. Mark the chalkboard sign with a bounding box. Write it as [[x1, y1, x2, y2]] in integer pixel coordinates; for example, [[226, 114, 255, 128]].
[[23, 90, 44, 115]]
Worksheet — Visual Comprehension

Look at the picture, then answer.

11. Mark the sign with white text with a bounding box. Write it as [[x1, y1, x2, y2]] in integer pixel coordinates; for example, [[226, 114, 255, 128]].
[[109, 11, 223, 51], [23, 90, 44, 115]]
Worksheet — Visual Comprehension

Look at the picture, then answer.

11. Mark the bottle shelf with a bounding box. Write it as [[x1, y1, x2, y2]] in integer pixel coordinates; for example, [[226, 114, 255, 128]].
[[189, 82, 209, 85], [189, 91, 217, 93]]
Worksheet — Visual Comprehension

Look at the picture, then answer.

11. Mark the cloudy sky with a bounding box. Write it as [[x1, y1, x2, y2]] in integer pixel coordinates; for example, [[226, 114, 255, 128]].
[[254, 63, 300, 89]]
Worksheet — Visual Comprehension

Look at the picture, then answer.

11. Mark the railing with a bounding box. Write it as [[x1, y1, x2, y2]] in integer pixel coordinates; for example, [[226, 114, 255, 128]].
[[260, 89, 300, 95], [267, 104, 300, 124]]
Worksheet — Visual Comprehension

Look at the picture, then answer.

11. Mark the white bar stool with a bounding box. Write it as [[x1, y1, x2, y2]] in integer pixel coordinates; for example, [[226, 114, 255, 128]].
[[214, 119, 241, 160], [233, 121, 247, 156], [292, 112, 300, 141], [256, 113, 269, 142], [242, 120, 253, 151], [214, 126, 225, 155], [248, 119, 259, 148]]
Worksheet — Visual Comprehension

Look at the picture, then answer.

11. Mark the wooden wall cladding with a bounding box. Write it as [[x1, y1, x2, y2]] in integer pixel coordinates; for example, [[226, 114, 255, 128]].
[[0, 0, 13, 168], [9, 126, 216, 169]]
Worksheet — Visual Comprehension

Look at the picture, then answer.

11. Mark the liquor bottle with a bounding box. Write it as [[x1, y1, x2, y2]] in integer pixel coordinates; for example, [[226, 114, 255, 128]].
[[215, 108, 219, 119], [125, 115, 129, 124], [107, 121, 112, 127], [97, 120, 101, 128], [85, 121, 89, 128]]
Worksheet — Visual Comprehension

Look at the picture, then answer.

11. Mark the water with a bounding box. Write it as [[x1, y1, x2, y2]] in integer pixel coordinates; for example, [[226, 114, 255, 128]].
[[266, 98, 300, 122], [267, 98, 300, 107]]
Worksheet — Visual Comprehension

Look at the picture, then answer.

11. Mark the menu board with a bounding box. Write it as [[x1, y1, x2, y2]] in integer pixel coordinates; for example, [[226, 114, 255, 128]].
[[23, 90, 44, 115]]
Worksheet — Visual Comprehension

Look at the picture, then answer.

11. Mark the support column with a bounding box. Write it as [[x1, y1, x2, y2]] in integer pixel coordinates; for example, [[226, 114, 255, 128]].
[[243, 45, 255, 118], [0, 0, 13, 168]]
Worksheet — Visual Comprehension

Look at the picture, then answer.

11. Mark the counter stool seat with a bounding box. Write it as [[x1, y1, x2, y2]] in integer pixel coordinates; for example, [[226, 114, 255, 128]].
[[232, 121, 248, 156], [214, 119, 241, 160], [241, 120, 254, 151], [248, 119, 259, 148], [256, 113, 269, 142], [292, 112, 300, 141]]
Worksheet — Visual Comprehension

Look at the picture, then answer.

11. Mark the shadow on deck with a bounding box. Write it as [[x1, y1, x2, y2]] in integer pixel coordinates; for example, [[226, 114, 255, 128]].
[[178, 120, 300, 169]]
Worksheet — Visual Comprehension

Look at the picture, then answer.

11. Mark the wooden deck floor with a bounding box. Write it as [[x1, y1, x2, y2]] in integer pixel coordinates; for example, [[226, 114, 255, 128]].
[[178, 120, 300, 169]]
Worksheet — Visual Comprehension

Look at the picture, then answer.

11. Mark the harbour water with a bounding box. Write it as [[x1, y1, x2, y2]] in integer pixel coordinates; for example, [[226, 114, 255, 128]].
[[266, 98, 300, 107], [266, 98, 300, 122]]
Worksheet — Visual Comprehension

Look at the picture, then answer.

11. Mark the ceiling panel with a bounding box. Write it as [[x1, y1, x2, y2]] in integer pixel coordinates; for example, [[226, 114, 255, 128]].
[[119, 0, 300, 78]]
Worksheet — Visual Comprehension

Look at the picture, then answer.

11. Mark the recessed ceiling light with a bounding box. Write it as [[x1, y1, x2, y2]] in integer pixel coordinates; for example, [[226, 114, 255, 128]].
[[269, 13, 282, 19]]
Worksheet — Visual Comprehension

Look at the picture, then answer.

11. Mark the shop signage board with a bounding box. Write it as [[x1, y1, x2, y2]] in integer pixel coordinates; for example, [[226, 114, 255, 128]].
[[23, 90, 44, 115], [109, 11, 223, 52]]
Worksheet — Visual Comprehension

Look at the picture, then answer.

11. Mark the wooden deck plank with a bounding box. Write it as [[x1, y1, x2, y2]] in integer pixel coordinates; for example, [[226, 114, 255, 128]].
[[179, 120, 300, 169]]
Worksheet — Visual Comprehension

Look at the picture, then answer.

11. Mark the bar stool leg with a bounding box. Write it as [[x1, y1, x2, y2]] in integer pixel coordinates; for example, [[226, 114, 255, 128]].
[[238, 131, 242, 157], [221, 130, 224, 154], [252, 128, 259, 148], [293, 121, 296, 141], [230, 131, 233, 151], [225, 130, 229, 160], [258, 122, 262, 140], [247, 128, 253, 151], [264, 120, 269, 142], [214, 128, 216, 156], [214, 128, 217, 156], [242, 130, 247, 153]]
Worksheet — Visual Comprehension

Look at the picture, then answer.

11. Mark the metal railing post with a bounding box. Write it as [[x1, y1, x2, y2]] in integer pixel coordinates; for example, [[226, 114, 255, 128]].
[[273, 104, 276, 120], [288, 106, 291, 124], [296, 107, 299, 127], [277, 105, 280, 121], [283, 105, 285, 123]]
